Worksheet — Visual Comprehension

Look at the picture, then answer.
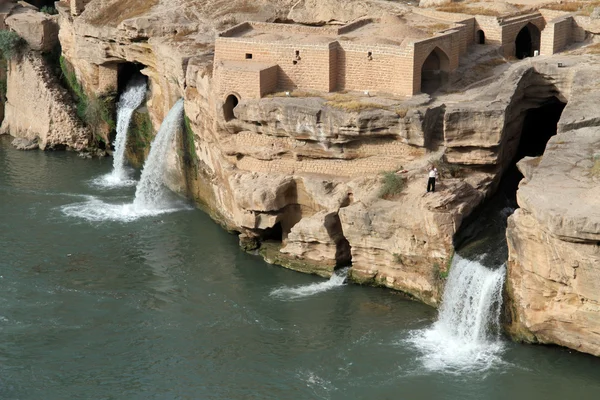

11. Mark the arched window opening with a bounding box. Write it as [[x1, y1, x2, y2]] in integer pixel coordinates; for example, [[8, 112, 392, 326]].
[[477, 30, 485, 45], [515, 23, 541, 59], [420, 47, 450, 95], [223, 94, 239, 121]]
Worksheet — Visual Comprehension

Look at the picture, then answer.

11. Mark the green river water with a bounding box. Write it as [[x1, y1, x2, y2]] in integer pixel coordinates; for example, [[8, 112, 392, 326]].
[[1, 135, 600, 399]]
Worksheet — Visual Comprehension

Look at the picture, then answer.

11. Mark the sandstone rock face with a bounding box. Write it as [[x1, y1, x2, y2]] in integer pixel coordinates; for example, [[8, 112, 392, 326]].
[[506, 67, 600, 356], [6, 10, 58, 52], [1, 52, 91, 150]]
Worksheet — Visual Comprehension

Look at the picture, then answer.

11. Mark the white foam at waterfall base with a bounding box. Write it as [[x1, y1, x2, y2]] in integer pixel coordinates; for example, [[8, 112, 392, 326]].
[[270, 268, 349, 300], [406, 254, 506, 373], [93, 79, 147, 188], [62, 100, 188, 222]]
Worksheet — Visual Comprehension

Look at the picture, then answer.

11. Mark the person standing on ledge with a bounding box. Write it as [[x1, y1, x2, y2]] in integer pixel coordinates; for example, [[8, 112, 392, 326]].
[[427, 165, 438, 193]]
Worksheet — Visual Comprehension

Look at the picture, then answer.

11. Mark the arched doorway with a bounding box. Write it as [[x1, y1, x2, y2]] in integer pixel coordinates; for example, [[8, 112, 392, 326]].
[[420, 47, 450, 94], [477, 30, 485, 45], [515, 23, 540, 59], [223, 94, 239, 121]]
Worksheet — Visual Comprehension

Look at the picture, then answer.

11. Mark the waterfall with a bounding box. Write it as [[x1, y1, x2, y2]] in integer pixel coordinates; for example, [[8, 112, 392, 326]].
[[270, 267, 349, 300], [407, 255, 506, 372], [112, 79, 147, 182], [95, 79, 147, 187], [133, 99, 184, 211], [62, 99, 187, 222]]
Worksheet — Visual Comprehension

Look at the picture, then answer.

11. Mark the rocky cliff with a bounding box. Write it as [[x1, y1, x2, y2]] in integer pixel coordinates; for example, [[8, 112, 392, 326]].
[[505, 63, 600, 356]]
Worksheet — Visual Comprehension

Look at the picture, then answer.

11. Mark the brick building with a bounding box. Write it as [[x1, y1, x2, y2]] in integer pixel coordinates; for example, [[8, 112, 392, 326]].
[[214, 9, 583, 116]]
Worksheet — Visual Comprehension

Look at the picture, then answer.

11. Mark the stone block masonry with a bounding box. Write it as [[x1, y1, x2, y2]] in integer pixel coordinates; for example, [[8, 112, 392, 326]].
[[215, 61, 278, 100], [541, 16, 574, 55], [214, 10, 580, 103]]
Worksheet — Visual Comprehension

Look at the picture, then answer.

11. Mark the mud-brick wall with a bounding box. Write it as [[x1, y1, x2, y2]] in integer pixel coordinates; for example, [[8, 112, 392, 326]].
[[540, 17, 574, 55], [412, 30, 461, 94], [70, 0, 92, 16], [214, 62, 277, 100], [474, 16, 503, 46], [214, 39, 336, 92], [336, 43, 414, 96], [500, 16, 546, 57]]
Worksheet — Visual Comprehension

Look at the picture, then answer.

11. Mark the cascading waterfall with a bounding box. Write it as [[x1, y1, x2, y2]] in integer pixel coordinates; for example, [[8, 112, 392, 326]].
[[62, 99, 187, 222], [95, 79, 147, 187], [111, 79, 147, 182], [133, 99, 184, 211], [407, 254, 506, 372]]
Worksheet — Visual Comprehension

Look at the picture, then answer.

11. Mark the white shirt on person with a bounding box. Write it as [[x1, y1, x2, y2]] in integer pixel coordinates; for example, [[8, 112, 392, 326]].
[[429, 168, 438, 178]]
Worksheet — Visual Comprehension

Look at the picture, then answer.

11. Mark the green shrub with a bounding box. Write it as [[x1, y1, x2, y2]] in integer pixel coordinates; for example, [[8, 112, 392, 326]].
[[40, 6, 58, 15], [59, 56, 115, 144], [378, 171, 406, 199], [0, 30, 26, 60], [430, 158, 463, 179]]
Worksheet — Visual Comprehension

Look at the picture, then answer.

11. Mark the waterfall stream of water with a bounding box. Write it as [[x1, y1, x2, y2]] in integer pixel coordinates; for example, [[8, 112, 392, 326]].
[[62, 99, 186, 222], [133, 99, 184, 211], [407, 255, 506, 372], [95, 79, 147, 187]]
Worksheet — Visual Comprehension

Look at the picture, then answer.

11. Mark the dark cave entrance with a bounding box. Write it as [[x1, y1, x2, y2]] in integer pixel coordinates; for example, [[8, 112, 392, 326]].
[[118, 62, 146, 96], [23, 0, 56, 9], [454, 97, 566, 266], [263, 222, 284, 242]]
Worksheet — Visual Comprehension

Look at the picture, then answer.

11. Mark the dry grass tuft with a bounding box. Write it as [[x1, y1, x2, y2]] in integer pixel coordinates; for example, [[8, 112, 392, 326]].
[[436, 3, 501, 16], [268, 90, 320, 98], [88, 0, 159, 26], [416, 23, 452, 34], [585, 42, 600, 54], [543, 1, 600, 15], [473, 57, 509, 74], [326, 100, 383, 112], [213, 0, 260, 18], [592, 156, 600, 177]]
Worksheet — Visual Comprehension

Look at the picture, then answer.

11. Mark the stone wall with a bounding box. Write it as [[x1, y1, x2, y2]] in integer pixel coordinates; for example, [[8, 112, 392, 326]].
[[336, 42, 414, 95], [412, 30, 461, 94], [214, 61, 277, 100], [500, 14, 546, 57], [214, 39, 336, 92], [69, 0, 91, 16], [540, 16, 574, 55]]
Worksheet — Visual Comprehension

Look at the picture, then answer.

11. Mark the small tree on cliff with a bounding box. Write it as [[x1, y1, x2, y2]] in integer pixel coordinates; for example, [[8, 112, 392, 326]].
[[0, 30, 25, 60]]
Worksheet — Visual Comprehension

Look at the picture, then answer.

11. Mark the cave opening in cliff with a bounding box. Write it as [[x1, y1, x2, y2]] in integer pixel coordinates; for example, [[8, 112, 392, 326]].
[[117, 62, 147, 96], [23, 0, 56, 8], [263, 222, 283, 242], [453, 97, 566, 265]]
